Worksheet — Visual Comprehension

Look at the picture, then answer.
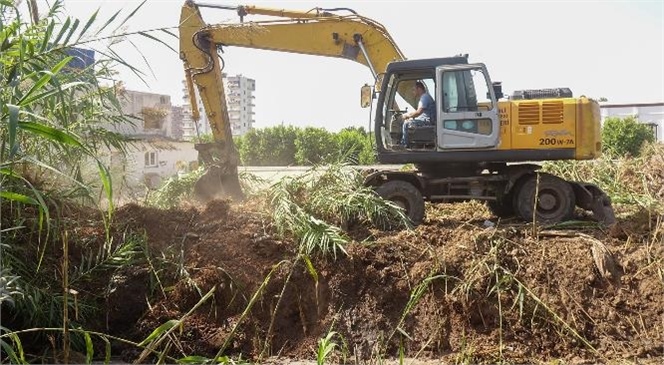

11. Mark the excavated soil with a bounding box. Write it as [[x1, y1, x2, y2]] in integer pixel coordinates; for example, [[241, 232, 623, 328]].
[[104, 200, 664, 363]]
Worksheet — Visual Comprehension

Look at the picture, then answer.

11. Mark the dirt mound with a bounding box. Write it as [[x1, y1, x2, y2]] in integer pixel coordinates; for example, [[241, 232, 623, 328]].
[[108, 200, 663, 363]]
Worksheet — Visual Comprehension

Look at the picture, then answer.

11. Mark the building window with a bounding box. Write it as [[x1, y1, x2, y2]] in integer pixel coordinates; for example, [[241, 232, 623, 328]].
[[145, 151, 158, 167]]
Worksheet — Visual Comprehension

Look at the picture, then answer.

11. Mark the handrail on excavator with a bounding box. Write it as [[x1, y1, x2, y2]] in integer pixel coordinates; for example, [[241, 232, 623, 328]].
[[191, 1, 359, 20]]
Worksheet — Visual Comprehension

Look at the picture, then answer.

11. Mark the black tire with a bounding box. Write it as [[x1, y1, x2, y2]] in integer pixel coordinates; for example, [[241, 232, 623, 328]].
[[487, 195, 514, 218], [513, 174, 575, 224], [375, 180, 425, 227]]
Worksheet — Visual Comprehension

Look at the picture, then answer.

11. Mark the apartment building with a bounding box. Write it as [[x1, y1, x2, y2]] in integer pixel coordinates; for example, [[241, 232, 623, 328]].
[[82, 88, 199, 199], [112, 89, 175, 138], [223, 73, 256, 136], [181, 80, 212, 141], [181, 74, 256, 140]]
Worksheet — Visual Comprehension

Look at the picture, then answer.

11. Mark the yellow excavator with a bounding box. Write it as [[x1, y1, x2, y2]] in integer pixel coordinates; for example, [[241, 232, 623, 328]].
[[179, 1, 615, 226]]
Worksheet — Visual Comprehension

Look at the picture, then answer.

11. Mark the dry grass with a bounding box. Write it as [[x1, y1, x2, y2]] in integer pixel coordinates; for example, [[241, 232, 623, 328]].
[[543, 142, 664, 213]]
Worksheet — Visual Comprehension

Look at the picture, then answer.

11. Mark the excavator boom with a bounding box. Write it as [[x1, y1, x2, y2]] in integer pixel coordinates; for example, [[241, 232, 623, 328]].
[[201, 15, 404, 81]]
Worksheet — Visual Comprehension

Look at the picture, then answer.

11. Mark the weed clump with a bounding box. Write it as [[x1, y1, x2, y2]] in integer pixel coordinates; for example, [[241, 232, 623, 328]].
[[543, 142, 664, 211]]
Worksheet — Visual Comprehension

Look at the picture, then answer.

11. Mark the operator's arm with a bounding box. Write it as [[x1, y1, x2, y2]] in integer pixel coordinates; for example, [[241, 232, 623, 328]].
[[404, 95, 426, 119]]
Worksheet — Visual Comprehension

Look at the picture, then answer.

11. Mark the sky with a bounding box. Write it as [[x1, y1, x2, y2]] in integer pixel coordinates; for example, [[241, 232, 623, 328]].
[[28, 0, 664, 132]]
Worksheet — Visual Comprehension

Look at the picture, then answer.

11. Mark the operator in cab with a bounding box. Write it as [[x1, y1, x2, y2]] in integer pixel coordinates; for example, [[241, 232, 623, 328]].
[[400, 81, 436, 146]]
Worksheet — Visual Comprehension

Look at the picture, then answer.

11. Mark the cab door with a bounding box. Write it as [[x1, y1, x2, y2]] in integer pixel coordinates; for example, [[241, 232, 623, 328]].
[[435, 64, 500, 149]]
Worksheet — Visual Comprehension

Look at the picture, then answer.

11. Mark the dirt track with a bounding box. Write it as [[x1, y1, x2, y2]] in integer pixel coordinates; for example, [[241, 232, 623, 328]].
[[104, 199, 664, 363]]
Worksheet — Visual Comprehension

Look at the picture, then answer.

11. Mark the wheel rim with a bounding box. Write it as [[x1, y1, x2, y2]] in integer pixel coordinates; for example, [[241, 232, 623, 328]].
[[537, 188, 564, 219]]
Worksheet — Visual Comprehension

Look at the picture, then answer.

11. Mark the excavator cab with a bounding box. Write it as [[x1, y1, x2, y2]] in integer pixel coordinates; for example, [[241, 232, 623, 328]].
[[372, 58, 501, 154]]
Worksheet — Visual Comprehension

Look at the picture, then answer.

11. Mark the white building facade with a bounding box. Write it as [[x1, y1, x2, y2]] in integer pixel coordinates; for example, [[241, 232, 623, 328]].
[[181, 73, 255, 140], [600, 102, 664, 142], [116, 90, 175, 138], [91, 138, 199, 203], [117, 139, 199, 190], [94, 88, 200, 197], [223, 73, 256, 136]]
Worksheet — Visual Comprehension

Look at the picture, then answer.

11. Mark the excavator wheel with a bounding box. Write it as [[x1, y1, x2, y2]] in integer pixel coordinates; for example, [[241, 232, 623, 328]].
[[487, 194, 515, 218], [375, 180, 425, 228], [512, 173, 575, 224]]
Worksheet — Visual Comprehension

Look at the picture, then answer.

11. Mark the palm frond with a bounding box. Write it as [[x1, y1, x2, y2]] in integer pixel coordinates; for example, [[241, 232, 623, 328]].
[[70, 233, 141, 284], [266, 162, 410, 258]]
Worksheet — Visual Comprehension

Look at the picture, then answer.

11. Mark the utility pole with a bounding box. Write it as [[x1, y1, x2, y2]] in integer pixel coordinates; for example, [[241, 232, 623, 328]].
[[27, 0, 39, 24]]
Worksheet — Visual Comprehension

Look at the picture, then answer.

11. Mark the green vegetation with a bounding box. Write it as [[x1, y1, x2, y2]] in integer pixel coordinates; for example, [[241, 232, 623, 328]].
[[601, 116, 656, 157], [144, 167, 205, 208], [294, 127, 338, 165], [316, 330, 344, 365], [0, 0, 174, 362], [196, 125, 377, 166], [2, 1, 662, 363], [267, 162, 411, 258], [0, 1, 130, 207], [258, 125, 375, 165], [543, 141, 664, 211], [145, 168, 267, 208], [235, 124, 299, 166], [1, 0, 137, 330]]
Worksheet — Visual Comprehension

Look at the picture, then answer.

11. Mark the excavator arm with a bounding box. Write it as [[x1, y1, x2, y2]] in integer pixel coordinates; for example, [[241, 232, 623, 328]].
[[180, 1, 246, 200], [179, 1, 411, 200], [198, 11, 405, 85]]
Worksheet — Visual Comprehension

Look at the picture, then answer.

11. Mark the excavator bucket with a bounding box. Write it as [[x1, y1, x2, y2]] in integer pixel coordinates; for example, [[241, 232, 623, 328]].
[[193, 142, 245, 202]]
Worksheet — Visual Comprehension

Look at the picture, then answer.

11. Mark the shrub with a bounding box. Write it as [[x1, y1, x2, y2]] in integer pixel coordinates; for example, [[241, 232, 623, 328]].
[[237, 125, 298, 166], [294, 127, 337, 165], [601, 116, 655, 157], [219, 125, 377, 166], [334, 127, 376, 165]]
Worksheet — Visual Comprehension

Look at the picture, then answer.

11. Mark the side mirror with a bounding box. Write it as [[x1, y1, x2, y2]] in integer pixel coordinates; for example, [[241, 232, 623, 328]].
[[360, 84, 373, 108]]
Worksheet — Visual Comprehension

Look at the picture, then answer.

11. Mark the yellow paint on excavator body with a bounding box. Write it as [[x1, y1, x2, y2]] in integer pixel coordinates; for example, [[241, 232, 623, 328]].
[[493, 97, 601, 159]]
